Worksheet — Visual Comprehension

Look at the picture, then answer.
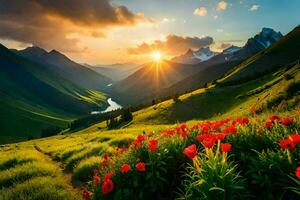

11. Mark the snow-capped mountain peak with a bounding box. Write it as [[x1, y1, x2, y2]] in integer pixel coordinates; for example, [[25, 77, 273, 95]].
[[171, 47, 218, 64]]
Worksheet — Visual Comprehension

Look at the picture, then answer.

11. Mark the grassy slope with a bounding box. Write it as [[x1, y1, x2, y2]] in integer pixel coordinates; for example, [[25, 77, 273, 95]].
[[0, 44, 108, 143], [132, 63, 299, 125]]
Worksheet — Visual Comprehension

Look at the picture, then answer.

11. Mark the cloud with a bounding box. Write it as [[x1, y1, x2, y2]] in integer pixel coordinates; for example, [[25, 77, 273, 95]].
[[217, 1, 228, 10], [127, 34, 214, 56], [249, 4, 260, 11], [194, 7, 208, 16], [0, 0, 149, 52], [217, 43, 232, 50]]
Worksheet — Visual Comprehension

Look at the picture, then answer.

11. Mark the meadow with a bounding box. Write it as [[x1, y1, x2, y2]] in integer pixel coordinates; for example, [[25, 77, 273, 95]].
[[0, 108, 299, 199]]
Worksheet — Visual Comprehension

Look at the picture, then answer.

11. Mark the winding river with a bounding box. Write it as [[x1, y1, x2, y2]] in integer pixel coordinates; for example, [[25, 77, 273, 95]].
[[91, 98, 122, 114]]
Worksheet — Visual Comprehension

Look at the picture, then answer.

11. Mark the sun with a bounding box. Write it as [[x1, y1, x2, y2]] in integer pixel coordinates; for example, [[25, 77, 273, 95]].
[[151, 51, 162, 62]]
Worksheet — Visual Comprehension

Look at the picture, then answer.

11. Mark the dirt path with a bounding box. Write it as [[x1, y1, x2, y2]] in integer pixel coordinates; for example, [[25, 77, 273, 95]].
[[33, 145, 83, 199]]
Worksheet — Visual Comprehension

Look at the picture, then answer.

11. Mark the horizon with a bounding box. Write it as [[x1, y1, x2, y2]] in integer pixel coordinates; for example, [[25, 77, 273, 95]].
[[0, 0, 300, 65]]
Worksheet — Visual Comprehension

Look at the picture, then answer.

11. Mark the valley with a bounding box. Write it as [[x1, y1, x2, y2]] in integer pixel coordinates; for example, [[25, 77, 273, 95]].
[[0, 1, 299, 199]]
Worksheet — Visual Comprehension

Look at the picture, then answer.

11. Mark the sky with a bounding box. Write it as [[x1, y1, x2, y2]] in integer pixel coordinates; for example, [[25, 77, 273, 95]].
[[0, 0, 299, 65]]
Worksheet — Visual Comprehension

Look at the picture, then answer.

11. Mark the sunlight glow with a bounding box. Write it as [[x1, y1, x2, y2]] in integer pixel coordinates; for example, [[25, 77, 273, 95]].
[[151, 51, 162, 62]]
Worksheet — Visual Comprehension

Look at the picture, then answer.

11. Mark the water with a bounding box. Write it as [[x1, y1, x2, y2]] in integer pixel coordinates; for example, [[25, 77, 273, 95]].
[[91, 98, 122, 114]]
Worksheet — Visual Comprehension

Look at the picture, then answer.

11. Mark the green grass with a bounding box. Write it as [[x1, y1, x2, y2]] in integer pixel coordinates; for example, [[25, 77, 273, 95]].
[[0, 146, 80, 200]]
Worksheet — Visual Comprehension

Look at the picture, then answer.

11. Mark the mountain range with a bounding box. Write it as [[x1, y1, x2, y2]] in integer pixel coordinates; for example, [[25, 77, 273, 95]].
[[86, 63, 141, 82], [0, 45, 110, 143], [109, 27, 283, 105], [0, 26, 296, 144]]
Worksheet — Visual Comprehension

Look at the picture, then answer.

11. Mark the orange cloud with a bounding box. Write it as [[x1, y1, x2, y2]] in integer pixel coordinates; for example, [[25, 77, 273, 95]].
[[127, 35, 214, 56], [0, 0, 149, 52]]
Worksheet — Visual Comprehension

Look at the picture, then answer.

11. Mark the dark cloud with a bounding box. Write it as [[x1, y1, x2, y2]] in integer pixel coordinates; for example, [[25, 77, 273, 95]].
[[0, 0, 147, 51], [128, 35, 214, 56]]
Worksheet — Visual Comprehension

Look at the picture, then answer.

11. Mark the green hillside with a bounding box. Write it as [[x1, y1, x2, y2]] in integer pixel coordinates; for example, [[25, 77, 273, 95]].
[[0, 44, 108, 143]]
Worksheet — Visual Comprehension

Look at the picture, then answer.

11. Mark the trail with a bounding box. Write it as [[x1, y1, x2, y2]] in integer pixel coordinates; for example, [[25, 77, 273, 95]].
[[33, 145, 83, 199]]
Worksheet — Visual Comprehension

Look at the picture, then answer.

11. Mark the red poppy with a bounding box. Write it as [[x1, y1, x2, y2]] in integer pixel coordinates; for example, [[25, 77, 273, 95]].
[[242, 118, 250, 125], [279, 139, 295, 150], [251, 107, 257, 115], [101, 160, 107, 167], [269, 115, 280, 122], [83, 188, 91, 200], [211, 122, 222, 131], [295, 167, 300, 180], [223, 125, 237, 135], [148, 139, 158, 152], [104, 171, 114, 181], [183, 144, 197, 159], [196, 134, 206, 143], [201, 125, 210, 134], [101, 179, 114, 195], [120, 146, 126, 153], [221, 143, 232, 153], [103, 153, 110, 160], [137, 135, 145, 142], [120, 164, 131, 174], [282, 117, 293, 126], [203, 137, 216, 149], [216, 133, 226, 141], [94, 174, 100, 185], [288, 134, 300, 144], [176, 124, 189, 138], [135, 162, 146, 172], [265, 120, 273, 130], [132, 140, 142, 149]]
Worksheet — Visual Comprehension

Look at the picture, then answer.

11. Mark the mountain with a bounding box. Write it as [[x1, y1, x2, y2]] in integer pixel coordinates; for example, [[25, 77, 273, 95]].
[[110, 28, 283, 106], [16, 47, 112, 90], [155, 28, 283, 97], [109, 61, 204, 105], [172, 47, 218, 64], [218, 26, 298, 85], [87, 63, 141, 82], [132, 26, 299, 124], [0, 44, 108, 143]]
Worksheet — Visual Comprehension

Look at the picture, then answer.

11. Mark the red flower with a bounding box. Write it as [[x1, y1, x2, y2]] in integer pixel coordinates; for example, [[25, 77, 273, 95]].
[[94, 174, 100, 185], [223, 125, 237, 135], [103, 153, 110, 160], [203, 138, 216, 149], [137, 135, 145, 142], [282, 117, 293, 126], [265, 120, 273, 130], [201, 125, 210, 133], [295, 167, 300, 180], [289, 134, 300, 144], [83, 188, 91, 200], [251, 107, 257, 115], [269, 115, 280, 122], [132, 140, 142, 149], [176, 124, 189, 138], [221, 143, 232, 153], [104, 171, 114, 181], [148, 139, 158, 152], [101, 160, 107, 167], [135, 162, 146, 172], [101, 179, 114, 195], [279, 139, 295, 150], [215, 133, 226, 141], [120, 164, 131, 174], [183, 144, 197, 159], [196, 134, 206, 143]]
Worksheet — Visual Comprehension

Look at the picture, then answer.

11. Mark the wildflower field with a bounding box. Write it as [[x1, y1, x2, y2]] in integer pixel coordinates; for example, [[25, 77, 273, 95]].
[[1, 109, 299, 200]]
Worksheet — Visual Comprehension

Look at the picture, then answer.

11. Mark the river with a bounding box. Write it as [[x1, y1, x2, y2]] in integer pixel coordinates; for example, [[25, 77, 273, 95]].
[[91, 98, 123, 115]]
